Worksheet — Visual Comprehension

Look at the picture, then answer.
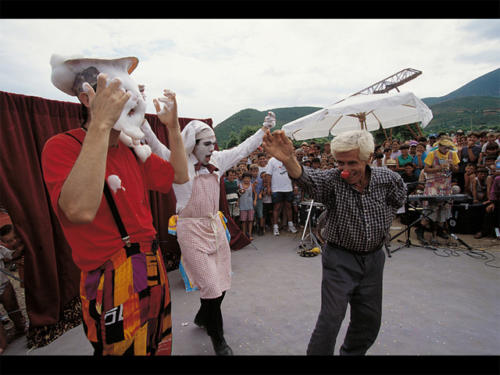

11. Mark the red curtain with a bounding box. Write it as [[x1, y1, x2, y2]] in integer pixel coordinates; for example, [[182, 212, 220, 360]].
[[0, 91, 249, 331]]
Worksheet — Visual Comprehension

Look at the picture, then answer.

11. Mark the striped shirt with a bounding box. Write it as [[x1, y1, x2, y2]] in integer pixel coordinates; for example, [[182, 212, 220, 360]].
[[293, 166, 407, 253]]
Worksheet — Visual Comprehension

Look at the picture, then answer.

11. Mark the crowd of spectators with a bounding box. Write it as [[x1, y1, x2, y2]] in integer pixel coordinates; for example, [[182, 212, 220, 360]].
[[223, 130, 500, 241]]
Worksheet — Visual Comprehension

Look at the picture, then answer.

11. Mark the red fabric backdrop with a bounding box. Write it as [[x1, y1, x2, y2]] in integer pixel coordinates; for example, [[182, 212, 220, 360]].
[[0, 91, 249, 330]]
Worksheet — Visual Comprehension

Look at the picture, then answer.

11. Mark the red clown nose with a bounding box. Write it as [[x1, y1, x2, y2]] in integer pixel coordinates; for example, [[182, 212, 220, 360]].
[[340, 170, 350, 179]]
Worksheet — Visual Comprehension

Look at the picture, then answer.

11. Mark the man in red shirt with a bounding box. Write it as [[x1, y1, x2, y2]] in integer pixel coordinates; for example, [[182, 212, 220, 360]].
[[42, 54, 188, 355]]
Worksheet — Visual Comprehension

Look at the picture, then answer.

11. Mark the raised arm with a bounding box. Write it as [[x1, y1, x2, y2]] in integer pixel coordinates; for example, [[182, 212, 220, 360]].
[[59, 73, 130, 224], [213, 112, 276, 174], [141, 120, 171, 161], [262, 129, 302, 178], [262, 129, 333, 204], [153, 90, 189, 184]]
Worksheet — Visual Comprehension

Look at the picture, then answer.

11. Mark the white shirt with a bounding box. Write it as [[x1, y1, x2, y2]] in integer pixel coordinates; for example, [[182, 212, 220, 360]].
[[142, 125, 266, 213], [0, 245, 13, 286], [258, 165, 267, 177], [482, 140, 500, 153], [265, 157, 293, 192]]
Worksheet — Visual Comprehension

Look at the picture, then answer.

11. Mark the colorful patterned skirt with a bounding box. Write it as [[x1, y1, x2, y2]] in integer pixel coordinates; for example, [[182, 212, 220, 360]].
[[79, 240, 172, 355]]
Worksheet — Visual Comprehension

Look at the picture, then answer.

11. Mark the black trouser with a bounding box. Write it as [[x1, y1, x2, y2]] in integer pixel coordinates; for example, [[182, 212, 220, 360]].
[[195, 291, 226, 341], [307, 244, 385, 356], [481, 201, 500, 236]]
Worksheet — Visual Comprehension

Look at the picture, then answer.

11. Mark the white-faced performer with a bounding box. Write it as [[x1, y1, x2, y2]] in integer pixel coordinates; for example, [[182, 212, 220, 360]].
[[141, 111, 276, 355]]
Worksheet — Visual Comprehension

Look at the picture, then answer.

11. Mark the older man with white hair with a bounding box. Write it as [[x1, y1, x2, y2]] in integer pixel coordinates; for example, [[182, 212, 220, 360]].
[[263, 129, 406, 356]]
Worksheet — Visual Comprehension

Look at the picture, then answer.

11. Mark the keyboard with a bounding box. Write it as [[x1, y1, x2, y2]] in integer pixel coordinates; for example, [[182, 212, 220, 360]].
[[407, 194, 468, 202]]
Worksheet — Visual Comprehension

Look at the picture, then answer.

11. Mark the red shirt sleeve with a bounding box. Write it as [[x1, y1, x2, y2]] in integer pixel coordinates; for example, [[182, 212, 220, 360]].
[[142, 153, 175, 194], [41, 133, 82, 221]]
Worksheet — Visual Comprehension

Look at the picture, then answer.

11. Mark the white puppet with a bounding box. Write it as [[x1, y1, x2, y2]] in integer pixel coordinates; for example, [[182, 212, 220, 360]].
[[50, 54, 151, 162], [141, 111, 276, 355]]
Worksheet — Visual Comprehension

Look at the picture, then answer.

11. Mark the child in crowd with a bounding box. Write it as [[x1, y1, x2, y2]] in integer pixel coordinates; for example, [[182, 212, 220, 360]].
[[261, 172, 273, 233], [401, 163, 419, 195], [390, 139, 401, 160], [224, 169, 240, 222], [464, 163, 476, 196], [236, 162, 247, 180], [478, 142, 499, 166], [472, 167, 489, 203], [413, 143, 427, 178], [383, 148, 393, 165], [249, 164, 265, 236], [396, 144, 413, 175], [238, 172, 256, 241]]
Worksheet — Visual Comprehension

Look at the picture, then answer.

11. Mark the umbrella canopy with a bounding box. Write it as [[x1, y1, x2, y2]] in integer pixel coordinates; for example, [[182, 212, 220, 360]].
[[282, 91, 433, 140]]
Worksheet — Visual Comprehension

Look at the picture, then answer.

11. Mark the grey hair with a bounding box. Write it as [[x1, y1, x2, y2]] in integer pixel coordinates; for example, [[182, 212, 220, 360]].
[[330, 130, 375, 162]]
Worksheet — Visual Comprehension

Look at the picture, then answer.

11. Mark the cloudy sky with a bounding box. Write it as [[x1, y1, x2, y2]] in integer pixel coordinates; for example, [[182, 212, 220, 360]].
[[0, 19, 499, 126]]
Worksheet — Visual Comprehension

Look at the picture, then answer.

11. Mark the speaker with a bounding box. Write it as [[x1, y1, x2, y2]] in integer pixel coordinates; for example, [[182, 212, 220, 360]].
[[448, 203, 484, 234]]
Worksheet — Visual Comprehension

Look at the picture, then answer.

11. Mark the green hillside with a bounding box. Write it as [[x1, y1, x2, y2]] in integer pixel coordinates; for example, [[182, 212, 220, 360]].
[[424, 96, 500, 133], [214, 106, 321, 146], [214, 68, 500, 148]]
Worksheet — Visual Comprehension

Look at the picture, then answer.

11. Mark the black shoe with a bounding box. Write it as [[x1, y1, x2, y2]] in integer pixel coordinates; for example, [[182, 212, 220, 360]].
[[437, 229, 449, 239], [194, 315, 206, 330], [210, 336, 233, 356], [415, 227, 426, 243]]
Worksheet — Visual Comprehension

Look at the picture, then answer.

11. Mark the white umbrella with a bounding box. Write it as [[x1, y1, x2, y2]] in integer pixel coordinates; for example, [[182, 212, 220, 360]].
[[282, 91, 433, 140]]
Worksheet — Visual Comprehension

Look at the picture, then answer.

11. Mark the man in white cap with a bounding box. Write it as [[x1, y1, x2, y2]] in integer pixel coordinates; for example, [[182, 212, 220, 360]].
[[41, 54, 189, 355], [141, 112, 276, 355]]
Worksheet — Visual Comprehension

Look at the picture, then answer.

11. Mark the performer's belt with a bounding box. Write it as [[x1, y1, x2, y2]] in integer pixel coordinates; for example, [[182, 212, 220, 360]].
[[326, 241, 382, 255]]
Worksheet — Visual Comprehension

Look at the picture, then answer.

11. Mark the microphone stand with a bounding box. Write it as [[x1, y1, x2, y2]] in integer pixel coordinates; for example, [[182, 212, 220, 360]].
[[385, 181, 438, 255]]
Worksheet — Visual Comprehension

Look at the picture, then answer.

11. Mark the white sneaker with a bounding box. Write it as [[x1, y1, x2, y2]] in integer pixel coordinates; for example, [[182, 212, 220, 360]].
[[288, 223, 298, 233], [273, 226, 280, 236]]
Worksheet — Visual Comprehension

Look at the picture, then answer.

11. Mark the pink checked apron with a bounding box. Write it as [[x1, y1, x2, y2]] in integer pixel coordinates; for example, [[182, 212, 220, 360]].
[[176, 174, 232, 299]]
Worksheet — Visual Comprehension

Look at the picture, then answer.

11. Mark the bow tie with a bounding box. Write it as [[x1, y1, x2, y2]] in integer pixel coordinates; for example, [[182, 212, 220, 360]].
[[194, 162, 219, 173]]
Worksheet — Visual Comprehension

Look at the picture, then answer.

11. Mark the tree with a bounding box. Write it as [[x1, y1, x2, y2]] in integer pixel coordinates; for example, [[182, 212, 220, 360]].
[[239, 125, 261, 143], [225, 131, 239, 149]]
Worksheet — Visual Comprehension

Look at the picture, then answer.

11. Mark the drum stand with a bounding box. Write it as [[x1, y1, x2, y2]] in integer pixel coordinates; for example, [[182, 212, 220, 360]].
[[297, 200, 322, 252]]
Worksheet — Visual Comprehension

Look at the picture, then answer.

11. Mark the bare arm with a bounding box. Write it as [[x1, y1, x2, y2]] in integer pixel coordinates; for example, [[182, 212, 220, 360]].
[[471, 179, 478, 202], [467, 143, 478, 162], [58, 74, 130, 224], [153, 90, 189, 184], [262, 129, 302, 178]]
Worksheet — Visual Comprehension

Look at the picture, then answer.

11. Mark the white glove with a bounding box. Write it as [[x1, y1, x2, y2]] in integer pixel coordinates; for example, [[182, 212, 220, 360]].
[[156, 89, 175, 114], [262, 111, 276, 129], [138, 84, 146, 100]]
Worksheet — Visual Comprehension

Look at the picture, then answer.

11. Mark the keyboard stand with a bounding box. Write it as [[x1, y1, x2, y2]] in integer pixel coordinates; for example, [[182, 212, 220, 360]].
[[385, 203, 438, 256]]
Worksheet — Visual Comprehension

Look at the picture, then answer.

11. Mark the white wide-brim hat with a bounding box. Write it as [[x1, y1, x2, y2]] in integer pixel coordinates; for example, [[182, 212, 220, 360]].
[[50, 54, 139, 96]]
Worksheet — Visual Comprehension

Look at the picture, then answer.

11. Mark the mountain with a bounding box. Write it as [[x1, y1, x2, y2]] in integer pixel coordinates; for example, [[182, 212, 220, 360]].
[[214, 68, 500, 147], [423, 96, 500, 133], [422, 68, 500, 107], [214, 106, 321, 146]]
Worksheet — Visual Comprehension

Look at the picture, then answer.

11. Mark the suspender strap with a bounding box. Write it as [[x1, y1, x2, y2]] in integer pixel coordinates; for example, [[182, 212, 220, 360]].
[[102, 182, 131, 247], [64, 132, 131, 247]]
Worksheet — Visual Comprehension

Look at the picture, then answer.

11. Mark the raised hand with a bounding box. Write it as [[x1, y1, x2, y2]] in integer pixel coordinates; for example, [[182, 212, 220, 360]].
[[154, 89, 179, 130], [262, 129, 295, 163], [84, 73, 130, 131], [262, 111, 276, 129]]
